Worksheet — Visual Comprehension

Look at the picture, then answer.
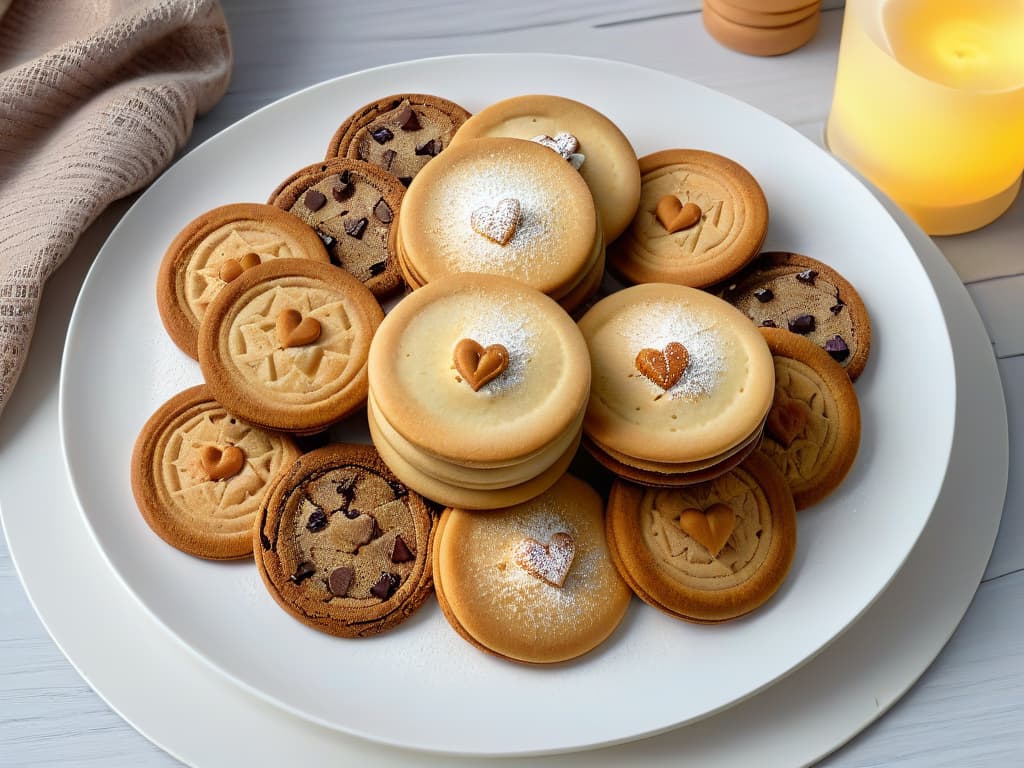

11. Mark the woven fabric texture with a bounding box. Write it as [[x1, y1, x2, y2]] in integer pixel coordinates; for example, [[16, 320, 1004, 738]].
[[0, 0, 231, 418]]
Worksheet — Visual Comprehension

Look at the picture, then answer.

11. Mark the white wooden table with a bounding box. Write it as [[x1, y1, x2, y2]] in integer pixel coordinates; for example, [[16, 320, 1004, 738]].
[[2, 2, 1022, 765]]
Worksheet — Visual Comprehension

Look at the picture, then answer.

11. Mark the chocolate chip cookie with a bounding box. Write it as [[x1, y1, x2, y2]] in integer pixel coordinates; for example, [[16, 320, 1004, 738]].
[[255, 443, 436, 638]]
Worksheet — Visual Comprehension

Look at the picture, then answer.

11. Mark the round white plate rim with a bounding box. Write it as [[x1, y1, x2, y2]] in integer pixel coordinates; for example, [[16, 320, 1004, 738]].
[[56, 53, 957, 755], [2, 191, 1005, 768]]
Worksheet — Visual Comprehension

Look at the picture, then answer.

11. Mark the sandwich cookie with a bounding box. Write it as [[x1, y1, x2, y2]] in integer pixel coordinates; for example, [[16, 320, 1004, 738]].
[[578, 283, 775, 483], [702, 0, 821, 56], [269, 159, 406, 298], [433, 474, 632, 663], [325, 93, 471, 185], [758, 327, 861, 509], [606, 451, 797, 623], [198, 259, 384, 434], [449, 94, 641, 242], [130, 385, 301, 560], [609, 149, 768, 288], [157, 203, 331, 360], [255, 443, 435, 637], [368, 274, 591, 509], [394, 136, 604, 314], [718, 251, 872, 380]]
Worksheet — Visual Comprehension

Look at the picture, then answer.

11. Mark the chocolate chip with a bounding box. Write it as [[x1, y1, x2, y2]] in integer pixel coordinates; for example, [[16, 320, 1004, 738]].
[[328, 567, 355, 597], [332, 179, 354, 203], [306, 508, 328, 532], [760, 319, 777, 328], [370, 126, 394, 144], [788, 314, 816, 334], [381, 149, 397, 171], [368, 261, 387, 276], [395, 105, 421, 131], [721, 283, 740, 302], [830, 299, 845, 315], [370, 572, 401, 600], [343, 507, 362, 520], [369, 516, 383, 539], [290, 561, 316, 584], [373, 198, 393, 224], [304, 189, 326, 211], [397, 177, 413, 187], [415, 139, 441, 157], [344, 217, 368, 240], [315, 229, 336, 250], [335, 476, 356, 496], [795, 269, 818, 285], [753, 287, 774, 303], [824, 335, 850, 361], [390, 535, 414, 563]]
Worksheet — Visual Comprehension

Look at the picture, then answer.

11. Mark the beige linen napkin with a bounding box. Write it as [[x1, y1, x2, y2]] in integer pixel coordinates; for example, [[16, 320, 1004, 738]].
[[0, 0, 231, 418]]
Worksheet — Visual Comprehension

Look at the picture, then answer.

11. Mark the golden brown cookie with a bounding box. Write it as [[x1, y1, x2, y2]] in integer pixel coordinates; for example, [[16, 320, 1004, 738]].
[[758, 327, 861, 509], [718, 251, 872, 380], [433, 474, 632, 664], [198, 258, 384, 434], [609, 149, 768, 288], [394, 137, 602, 304], [268, 159, 406, 298], [325, 93, 471, 185], [703, 0, 820, 56], [706, 0, 819, 28], [130, 385, 301, 560], [606, 451, 797, 623], [254, 443, 435, 637], [449, 94, 641, 242], [157, 203, 331, 360]]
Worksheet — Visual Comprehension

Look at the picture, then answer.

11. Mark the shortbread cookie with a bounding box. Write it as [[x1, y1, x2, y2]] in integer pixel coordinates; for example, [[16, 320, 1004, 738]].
[[325, 93, 471, 185], [719, 251, 872, 380], [394, 136, 602, 305], [578, 283, 775, 468], [609, 149, 768, 288], [758, 327, 861, 509], [606, 452, 797, 623], [198, 259, 384, 434], [449, 94, 641, 241], [254, 443, 435, 638], [131, 385, 301, 560], [433, 474, 632, 663], [157, 203, 331, 359], [269, 159, 406, 298]]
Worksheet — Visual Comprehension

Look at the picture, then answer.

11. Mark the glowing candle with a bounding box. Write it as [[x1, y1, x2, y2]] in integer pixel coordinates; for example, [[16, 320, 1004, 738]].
[[826, 0, 1024, 235]]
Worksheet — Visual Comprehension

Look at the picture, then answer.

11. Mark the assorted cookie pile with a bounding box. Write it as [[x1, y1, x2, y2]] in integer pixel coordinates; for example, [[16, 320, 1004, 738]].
[[132, 90, 870, 663]]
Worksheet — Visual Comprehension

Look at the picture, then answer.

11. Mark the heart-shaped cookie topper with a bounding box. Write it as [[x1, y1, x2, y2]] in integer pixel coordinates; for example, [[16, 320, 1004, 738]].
[[276, 309, 321, 349], [513, 531, 576, 587], [531, 132, 585, 170], [470, 197, 521, 246], [453, 338, 509, 391], [199, 444, 245, 481], [655, 195, 702, 234], [635, 342, 690, 390], [679, 503, 736, 557], [766, 393, 811, 448], [218, 252, 261, 283]]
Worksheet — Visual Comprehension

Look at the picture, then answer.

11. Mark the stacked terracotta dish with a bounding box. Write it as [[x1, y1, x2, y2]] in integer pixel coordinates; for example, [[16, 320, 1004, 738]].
[[702, 0, 821, 56]]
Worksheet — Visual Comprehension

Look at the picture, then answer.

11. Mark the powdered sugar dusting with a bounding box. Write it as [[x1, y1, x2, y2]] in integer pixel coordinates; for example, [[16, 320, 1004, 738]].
[[453, 297, 536, 396], [621, 301, 726, 401]]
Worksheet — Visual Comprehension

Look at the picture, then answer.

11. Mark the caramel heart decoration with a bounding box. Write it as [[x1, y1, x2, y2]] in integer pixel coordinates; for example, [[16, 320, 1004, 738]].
[[513, 531, 576, 587], [199, 445, 245, 481], [218, 252, 261, 283], [277, 309, 321, 349], [655, 195, 702, 234], [678, 503, 736, 557], [635, 342, 690, 390], [470, 198, 521, 245], [453, 338, 509, 391], [766, 394, 811, 448]]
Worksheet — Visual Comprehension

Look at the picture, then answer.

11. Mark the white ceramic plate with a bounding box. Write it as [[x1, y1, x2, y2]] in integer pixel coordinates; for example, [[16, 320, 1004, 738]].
[[59, 54, 955, 756]]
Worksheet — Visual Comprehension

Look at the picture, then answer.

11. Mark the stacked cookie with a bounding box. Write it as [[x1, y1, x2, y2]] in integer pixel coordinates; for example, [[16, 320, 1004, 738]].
[[702, 0, 821, 56], [578, 283, 775, 486], [366, 274, 591, 509]]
